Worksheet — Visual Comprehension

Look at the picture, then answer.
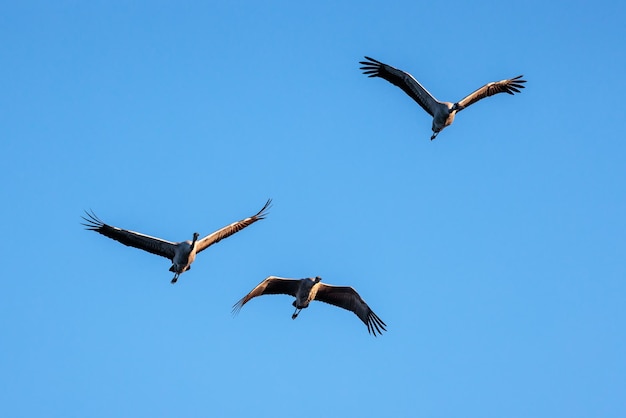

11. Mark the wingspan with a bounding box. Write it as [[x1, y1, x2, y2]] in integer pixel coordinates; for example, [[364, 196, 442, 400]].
[[456, 75, 526, 111], [196, 199, 271, 254], [82, 210, 177, 260], [314, 283, 387, 336], [232, 276, 301, 315], [360, 56, 441, 117]]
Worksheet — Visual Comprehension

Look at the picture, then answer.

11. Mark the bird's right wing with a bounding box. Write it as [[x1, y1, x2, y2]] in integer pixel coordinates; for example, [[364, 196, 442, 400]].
[[232, 276, 300, 315], [195, 199, 271, 254], [360, 56, 440, 117], [314, 283, 387, 336], [82, 211, 177, 260], [455, 75, 526, 111]]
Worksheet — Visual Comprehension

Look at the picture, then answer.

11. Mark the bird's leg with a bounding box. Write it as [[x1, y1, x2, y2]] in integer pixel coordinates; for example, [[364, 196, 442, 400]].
[[171, 273, 179, 284], [291, 307, 301, 320]]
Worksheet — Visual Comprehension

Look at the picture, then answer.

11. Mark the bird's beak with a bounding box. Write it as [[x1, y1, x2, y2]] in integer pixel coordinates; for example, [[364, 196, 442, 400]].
[[291, 308, 301, 320]]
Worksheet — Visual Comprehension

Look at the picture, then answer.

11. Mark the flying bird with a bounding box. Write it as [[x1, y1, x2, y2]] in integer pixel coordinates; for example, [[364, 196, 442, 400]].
[[233, 276, 386, 336], [82, 199, 271, 283], [360, 56, 526, 140]]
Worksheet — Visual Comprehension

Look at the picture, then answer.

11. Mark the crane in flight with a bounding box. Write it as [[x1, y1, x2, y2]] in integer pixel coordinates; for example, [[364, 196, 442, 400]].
[[360, 56, 526, 140]]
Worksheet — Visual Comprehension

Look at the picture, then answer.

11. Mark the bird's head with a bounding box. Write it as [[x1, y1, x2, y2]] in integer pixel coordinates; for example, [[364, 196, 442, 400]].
[[314, 276, 322, 283], [451, 103, 464, 112], [191, 232, 200, 244]]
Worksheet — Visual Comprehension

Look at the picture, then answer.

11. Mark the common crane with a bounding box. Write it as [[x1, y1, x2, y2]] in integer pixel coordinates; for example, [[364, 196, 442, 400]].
[[233, 276, 386, 336], [82, 199, 271, 283], [360, 56, 526, 140]]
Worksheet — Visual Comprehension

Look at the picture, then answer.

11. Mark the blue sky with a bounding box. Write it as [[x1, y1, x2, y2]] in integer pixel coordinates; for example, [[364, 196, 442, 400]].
[[2, 1, 625, 417]]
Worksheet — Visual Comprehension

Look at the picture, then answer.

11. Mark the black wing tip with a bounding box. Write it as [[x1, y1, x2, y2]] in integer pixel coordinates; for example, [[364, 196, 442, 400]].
[[360, 57, 383, 75], [231, 300, 245, 317], [255, 198, 272, 219], [509, 75, 526, 87], [360, 68, 380, 75], [362, 56, 381, 64], [81, 209, 105, 230], [366, 311, 387, 337], [504, 84, 525, 95]]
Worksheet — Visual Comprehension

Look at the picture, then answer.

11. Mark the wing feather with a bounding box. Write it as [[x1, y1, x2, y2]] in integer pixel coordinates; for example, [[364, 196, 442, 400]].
[[232, 276, 300, 315], [196, 199, 271, 254], [360, 56, 440, 117], [314, 283, 387, 336], [456, 75, 526, 111], [82, 210, 177, 260]]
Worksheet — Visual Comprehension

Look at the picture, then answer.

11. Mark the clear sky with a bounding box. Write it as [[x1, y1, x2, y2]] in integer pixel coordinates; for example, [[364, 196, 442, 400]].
[[2, 1, 625, 417]]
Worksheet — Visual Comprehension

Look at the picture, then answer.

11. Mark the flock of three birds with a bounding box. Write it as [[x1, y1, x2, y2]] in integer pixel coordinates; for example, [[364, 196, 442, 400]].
[[83, 57, 526, 336]]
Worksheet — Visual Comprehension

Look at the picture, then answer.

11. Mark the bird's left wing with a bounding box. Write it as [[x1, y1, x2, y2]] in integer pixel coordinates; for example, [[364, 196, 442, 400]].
[[232, 276, 300, 315], [314, 284, 387, 336], [196, 199, 271, 253], [455, 75, 526, 111], [360, 56, 441, 117], [82, 211, 177, 260]]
